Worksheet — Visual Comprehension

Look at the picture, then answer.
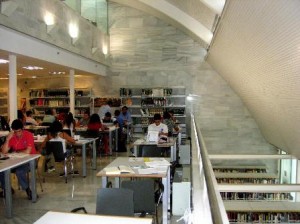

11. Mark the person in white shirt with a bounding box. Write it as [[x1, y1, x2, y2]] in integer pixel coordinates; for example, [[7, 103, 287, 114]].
[[25, 110, 39, 126], [98, 100, 112, 120], [148, 113, 168, 136]]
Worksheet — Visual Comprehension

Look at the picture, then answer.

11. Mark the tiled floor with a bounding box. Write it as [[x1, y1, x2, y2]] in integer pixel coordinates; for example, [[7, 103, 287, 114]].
[[0, 149, 184, 224]]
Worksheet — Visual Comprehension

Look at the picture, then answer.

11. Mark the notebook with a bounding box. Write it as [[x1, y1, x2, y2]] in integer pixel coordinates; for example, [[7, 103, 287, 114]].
[[146, 131, 159, 142]]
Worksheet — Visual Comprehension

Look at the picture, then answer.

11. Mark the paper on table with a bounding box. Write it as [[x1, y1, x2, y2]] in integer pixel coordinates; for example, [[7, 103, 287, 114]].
[[138, 167, 158, 174], [9, 153, 29, 159], [145, 158, 170, 167], [104, 166, 135, 174]]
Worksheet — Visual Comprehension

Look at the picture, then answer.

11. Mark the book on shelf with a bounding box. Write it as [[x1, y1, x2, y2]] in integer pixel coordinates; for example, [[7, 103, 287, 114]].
[[104, 165, 135, 174]]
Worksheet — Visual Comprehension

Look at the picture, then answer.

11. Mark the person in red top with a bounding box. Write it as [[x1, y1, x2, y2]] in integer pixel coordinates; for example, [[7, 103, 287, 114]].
[[0, 119, 37, 199], [87, 113, 109, 155]]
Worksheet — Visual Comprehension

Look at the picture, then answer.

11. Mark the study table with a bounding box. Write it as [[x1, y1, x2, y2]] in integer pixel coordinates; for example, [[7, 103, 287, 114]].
[[0, 153, 40, 218], [0, 130, 9, 137], [76, 126, 119, 155], [35, 137, 97, 177], [96, 157, 171, 224], [34, 211, 153, 224], [133, 137, 177, 162]]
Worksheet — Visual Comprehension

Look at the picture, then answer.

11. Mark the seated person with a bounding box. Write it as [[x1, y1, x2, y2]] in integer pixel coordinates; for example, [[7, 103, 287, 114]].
[[0, 119, 37, 199], [0, 115, 10, 131], [87, 114, 110, 155], [63, 112, 76, 137], [102, 112, 113, 124], [42, 109, 56, 125], [77, 110, 90, 127], [148, 113, 168, 138], [163, 111, 179, 137], [17, 110, 26, 125], [39, 121, 76, 174], [25, 110, 39, 126]]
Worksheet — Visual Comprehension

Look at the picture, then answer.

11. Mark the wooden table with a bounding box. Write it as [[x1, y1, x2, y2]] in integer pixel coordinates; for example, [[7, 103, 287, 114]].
[[0, 153, 40, 218], [133, 137, 177, 162], [35, 137, 97, 177], [25, 125, 49, 135], [34, 211, 153, 224], [96, 157, 171, 224]]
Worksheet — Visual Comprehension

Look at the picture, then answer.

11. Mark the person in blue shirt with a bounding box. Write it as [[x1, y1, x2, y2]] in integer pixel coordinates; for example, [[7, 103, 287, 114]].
[[119, 106, 132, 124]]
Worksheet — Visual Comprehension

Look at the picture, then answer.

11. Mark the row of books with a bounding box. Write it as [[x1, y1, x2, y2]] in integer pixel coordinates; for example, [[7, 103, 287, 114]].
[[221, 192, 293, 201], [227, 212, 300, 223]]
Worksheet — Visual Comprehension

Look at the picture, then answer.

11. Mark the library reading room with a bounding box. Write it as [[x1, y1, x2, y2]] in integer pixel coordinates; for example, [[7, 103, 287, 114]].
[[0, 1, 299, 224]]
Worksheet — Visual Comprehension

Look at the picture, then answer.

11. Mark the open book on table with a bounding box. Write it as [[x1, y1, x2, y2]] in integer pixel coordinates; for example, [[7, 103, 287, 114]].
[[104, 165, 135, 174]]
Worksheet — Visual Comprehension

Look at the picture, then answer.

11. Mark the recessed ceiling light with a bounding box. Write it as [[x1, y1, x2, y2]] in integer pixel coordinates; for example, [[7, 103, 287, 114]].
[[31, 76, 37, 79], [17, 73, 23, 76], [0, 77, 9, 80], [49, 71, 66, 75], [0, 59, 9, 64], [22, 66, 44, 70]]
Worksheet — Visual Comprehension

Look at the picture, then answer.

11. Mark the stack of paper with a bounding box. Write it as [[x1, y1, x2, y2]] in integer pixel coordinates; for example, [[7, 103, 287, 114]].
[[104, 166, 135, 174]]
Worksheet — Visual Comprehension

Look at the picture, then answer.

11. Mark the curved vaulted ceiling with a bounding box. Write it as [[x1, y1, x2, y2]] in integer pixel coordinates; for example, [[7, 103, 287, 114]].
[[108, 0, 300, 158]]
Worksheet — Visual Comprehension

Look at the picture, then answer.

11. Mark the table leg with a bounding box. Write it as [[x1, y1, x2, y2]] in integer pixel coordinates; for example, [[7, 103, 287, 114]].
[[92, 140, 97, 170], [109, 132, 112, 155], [115, 177, 120, 188], [115, 129, 118, 152], [102, 177, 107, 188], [4, 169, 12, 218], [30, 159, 37, 202], [82, 144, 87, 177], [134, 145, 138, 157], [162, 174, 169, 224]]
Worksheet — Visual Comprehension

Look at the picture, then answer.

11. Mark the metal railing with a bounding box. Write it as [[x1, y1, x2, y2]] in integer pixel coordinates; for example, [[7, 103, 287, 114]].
[[191, 114, 229, 224]]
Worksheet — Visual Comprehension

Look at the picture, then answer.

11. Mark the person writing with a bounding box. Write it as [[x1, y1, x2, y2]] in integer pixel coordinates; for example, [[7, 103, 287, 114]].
[[148, 113, 168, 137], [0, 119, 37, 199]]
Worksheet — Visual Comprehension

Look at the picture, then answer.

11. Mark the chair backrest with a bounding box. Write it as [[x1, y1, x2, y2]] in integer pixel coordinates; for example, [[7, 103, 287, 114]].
[[121, 179, 155, 213], [96, 188, 134, 217], [140, 145, 163, 157], [46, 141, 66, 162], [62, 129, 72, 137], [41, 122, 53, 127]]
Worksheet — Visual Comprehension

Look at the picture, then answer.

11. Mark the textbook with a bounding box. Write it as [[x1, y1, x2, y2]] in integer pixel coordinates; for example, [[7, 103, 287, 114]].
[[104, 165, 135, 174]]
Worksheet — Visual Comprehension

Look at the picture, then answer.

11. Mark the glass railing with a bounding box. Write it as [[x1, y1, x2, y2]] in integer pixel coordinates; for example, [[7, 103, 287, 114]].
[[62, 0, 108, 33]]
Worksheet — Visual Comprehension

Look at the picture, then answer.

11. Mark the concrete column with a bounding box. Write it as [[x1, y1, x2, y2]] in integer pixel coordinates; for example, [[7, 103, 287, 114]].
[[69, 69, 75, 115], [8, 54, 17, 123]]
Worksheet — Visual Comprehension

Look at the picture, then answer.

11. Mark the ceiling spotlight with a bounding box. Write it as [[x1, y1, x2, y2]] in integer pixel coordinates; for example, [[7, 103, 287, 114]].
[[0, 59, 9, 64], [31, 76, 37, 79], [49, 71, 66, 75], [22, 66, 43, 70]]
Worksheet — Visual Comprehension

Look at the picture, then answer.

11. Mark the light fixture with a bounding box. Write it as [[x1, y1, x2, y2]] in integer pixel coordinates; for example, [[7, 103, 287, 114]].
[[49, 71, 66, 75], [44, 11, 55, 33], [68, 23, 79, 44], [22, 66, 43, 70], [31, 76, 37, 79], [0, 59, 9, 64], [0, 77, 9, 80]]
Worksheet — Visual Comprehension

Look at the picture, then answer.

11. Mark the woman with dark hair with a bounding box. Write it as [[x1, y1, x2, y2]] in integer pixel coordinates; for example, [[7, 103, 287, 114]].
[[87, 113, 103, 131], [39, 121, 75, 173], [63, 112, 76, 137], [87, 113, 110, 155]]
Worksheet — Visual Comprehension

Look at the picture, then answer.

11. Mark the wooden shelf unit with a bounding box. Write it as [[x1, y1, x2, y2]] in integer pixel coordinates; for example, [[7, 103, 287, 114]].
[[29, 88, 91, 118]]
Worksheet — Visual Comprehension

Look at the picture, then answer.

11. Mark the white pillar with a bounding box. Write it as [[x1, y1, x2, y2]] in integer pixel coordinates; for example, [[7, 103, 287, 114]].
[[69, 69, 75, 115], [296, 160, 300, 202], [9, 54, 17, 123]]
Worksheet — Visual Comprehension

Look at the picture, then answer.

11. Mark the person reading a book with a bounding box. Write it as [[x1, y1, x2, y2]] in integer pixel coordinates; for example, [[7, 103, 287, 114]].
[[0, 119, 37, 199], [148, 113, 168, 137]]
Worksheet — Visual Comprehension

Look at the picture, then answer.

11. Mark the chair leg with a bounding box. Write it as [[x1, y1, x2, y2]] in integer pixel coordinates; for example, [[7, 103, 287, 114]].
[[64, 159, 68, 183]]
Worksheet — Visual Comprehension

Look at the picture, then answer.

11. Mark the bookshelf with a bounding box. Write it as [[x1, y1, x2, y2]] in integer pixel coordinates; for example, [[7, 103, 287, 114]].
[[119, 87, 186, 141], [0, 89, 8, 119], [29, 88, 91, 118]]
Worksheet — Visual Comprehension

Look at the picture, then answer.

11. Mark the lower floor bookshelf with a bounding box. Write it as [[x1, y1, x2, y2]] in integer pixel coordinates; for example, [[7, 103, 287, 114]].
[[224, 201, 300, 223]]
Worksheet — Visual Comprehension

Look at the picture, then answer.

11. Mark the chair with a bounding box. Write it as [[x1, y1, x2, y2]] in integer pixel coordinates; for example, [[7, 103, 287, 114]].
[[121, 179, 161, 223], [71, 188, 134, 217], [96, 188, 134, 216], [62, 129, 72, 137], [139, 145, 163, 157], [45, 141, 75, 183]]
